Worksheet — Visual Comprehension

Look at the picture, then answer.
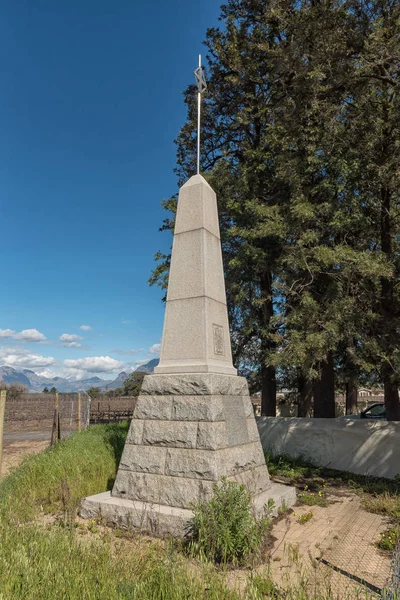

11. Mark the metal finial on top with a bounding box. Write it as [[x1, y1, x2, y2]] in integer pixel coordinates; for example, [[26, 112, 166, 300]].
[[194, 55, 207, 175]]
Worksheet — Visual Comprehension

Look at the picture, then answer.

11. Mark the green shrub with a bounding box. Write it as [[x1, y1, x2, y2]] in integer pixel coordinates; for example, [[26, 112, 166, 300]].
[[297, 511, 313, 524], [377, 526, 400, 552], [185, 478, 273, 565]]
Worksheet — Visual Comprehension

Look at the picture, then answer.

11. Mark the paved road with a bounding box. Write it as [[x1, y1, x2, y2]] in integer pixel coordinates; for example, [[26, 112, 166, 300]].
[[3, 430, 74, 442]]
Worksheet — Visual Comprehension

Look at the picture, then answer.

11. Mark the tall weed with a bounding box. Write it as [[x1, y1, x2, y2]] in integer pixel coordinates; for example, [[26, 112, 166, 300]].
[[185, 478, 273, 566]]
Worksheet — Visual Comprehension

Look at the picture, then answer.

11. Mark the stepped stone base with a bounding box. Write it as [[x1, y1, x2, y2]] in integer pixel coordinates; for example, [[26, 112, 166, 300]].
[[80, 373, 296, 536], [81, 483, 297, 538]]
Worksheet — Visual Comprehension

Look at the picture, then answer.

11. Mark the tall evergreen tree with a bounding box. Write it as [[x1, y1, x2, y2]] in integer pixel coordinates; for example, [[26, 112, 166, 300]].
[[346, 0, 400, 420], [151, 0, 400, 420]]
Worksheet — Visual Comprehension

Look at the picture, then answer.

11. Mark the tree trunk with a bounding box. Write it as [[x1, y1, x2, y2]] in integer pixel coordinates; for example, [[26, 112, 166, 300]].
[[383, 365, 400, 421], [298, 375, 313, 417], [261, 363, 277, 416], [380, 186, 400, 421], [345, 377, 358, 415], [260, 269, 276, 416], [345, 339, 358, 415], [314, 351, 335, 418]]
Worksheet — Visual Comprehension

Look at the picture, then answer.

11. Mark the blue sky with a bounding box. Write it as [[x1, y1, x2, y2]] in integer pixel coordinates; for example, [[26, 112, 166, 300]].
[[1, 0, 221, 380]]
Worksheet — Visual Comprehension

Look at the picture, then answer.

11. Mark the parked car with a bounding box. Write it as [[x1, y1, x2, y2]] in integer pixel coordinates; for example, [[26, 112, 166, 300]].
[[342, 402, 387, 420]]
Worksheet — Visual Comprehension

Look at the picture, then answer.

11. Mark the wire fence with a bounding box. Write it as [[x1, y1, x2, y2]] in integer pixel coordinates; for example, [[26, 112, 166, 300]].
[[3, 392, 136, 442], [382, 540, 400, 600]]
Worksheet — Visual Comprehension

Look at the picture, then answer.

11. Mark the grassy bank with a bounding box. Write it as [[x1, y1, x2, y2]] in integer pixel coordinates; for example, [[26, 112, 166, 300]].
[[0, 422, 129, 522], [0, 423, 240, 599], [0, 520, 238, 600]]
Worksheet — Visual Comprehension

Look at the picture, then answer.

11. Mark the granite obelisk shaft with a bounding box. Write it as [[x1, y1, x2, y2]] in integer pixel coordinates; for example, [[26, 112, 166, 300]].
[[154, 175, 236, 375]]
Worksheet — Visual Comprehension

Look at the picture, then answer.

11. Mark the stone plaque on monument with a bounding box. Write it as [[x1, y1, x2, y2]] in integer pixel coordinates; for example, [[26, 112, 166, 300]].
[[81, 175, 295, 536]]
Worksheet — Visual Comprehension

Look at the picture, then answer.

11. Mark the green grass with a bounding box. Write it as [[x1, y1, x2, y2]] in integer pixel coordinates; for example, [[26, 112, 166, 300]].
[[363, 491, 400, 520], [0, 423, 240, 600], [0, 434, 396, 598], [265, 451, 400, 498], [0, 519, 239, 600], [298, 489, 328, 507], [0, 422, 129, 522]]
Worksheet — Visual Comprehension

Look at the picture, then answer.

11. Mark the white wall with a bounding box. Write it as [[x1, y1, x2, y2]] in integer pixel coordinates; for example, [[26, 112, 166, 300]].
[[257, 417, 400, 480]]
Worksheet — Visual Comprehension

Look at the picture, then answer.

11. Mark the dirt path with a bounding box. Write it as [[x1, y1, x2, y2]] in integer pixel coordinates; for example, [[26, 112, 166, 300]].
[[3, 431, 51, 442], [268, 491, 391, 598], [1, 440, 49, 479], [225, 489, 392, 599]]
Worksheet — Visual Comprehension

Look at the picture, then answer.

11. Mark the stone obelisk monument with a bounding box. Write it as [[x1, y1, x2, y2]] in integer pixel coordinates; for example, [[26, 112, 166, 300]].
[[81, 175, 295, 536]]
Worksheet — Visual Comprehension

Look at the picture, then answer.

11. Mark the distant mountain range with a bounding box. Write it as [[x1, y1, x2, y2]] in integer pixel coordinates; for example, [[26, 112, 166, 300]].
[[0, 359, 160, 393], [133, 358, 159, 374]]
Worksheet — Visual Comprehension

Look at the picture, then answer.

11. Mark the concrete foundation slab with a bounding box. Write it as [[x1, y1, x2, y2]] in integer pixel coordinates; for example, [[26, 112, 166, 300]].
[[81, 481, 296, 538]]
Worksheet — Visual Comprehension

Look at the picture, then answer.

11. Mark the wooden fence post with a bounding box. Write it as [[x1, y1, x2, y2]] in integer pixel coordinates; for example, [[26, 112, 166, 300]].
[[86, 395, 91, 429], [0, 390, 7, 476], [51, 392, 61, 445], [78, 392, 81, 432], [56, 392, 61, 440]]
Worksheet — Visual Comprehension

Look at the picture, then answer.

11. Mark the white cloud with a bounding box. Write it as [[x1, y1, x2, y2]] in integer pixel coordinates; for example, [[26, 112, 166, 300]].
[[15, 329, 47, 342], [149, 343, 161, 356], [34, 368, 57, 378], [60, 368, 87, 380], [110, 348, 140, 356], [80, 325, 92, 331], [0, 329, 16, 338], [0, 347, 55, 369], [64, 356, 124, 374], [134, 359, 150, 368], [64, 342, 82, 348], [60, 333, 83, 343], [0, 328, 46, 342]]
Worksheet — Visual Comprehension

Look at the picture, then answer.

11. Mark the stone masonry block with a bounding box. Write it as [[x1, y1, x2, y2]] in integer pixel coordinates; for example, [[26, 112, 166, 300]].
[[119, 445, 167, 475], [81, 492, 194, 538], [229, 464, 270, 496], [126, 420, 144, 445], [135, 396, 173, 420], [223, 396, 249, 446], [243, 396, 255, 418], [163, 442, 266, 482], [171, 396, 225, 422], [112, 470, 214, 509], [142, 420, 198, 448], [247, 417, 261, 442], [196, 421, 227, 450], [165, 448, 219, 480], [221, 442, 266, 477], [141, 373, 248, 397]]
